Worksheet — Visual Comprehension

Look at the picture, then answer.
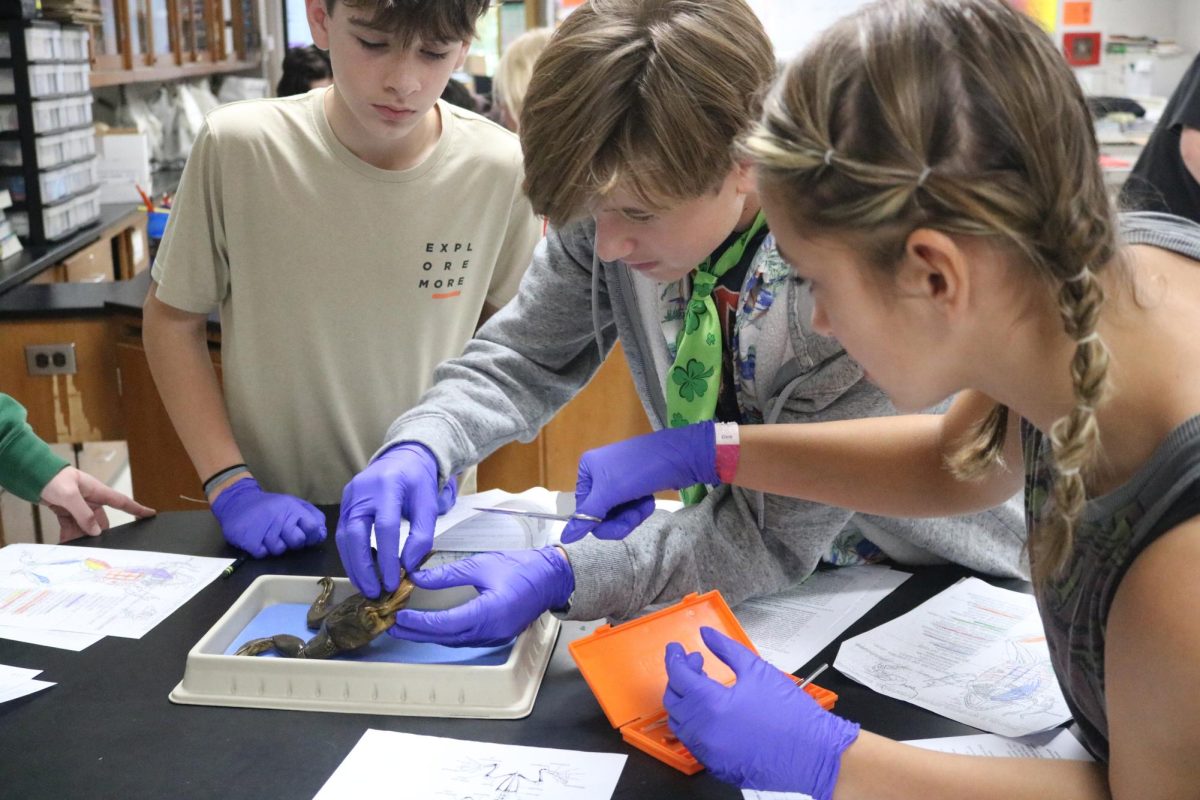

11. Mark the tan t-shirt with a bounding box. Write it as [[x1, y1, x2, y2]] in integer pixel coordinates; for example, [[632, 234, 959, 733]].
[[152, 89, 540, 503]]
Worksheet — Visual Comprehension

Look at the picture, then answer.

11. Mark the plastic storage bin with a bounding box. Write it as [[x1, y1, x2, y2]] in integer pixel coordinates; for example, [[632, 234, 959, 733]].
[[27, 64, 63, 97], [24, 95, 92, 133], [0, 128, 96, 168], [0, 23, 65, 61], [169, 575, 560, 718], [5, 157, 96, 203], [23, 25, 61, 61], [60, 28, 88, 62], [10, 186, 101, 240], [60, 62, 88, 94]]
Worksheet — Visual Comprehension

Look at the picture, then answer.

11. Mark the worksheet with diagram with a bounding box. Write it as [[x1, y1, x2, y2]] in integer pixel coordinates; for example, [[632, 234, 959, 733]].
[[0, 543, 232, 639], [315, 729, 626, 800], [834, 577, 1072, 737]]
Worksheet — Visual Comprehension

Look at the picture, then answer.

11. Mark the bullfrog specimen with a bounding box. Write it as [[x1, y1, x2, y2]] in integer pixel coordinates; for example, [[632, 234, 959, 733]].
[[235, 571, 418, 659]]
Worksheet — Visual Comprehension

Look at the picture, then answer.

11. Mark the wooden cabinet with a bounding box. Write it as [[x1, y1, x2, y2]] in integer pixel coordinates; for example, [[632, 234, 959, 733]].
[[0, 316, 123, 444], [477, 343, 654, 493], [62, 237, 115, 283], [115, 212, 150, 278], [113, 312, 219, 510], [88, 0, 261, 87], [27, 209, 151, 285]]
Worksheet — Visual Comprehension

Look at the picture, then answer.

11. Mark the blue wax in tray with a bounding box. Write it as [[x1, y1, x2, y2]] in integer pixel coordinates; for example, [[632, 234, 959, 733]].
[[223, 603, 513, 665]]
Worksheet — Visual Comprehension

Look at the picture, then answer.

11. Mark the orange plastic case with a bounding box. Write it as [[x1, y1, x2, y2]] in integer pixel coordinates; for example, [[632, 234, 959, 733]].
[[568, 590, 837, 775]]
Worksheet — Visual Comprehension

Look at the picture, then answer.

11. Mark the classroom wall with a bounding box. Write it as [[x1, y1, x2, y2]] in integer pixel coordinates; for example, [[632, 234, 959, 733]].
[[746, 0, 872, 61], [749, 0, 1196, 96], [1179, 6, 1200, 63], [1068, 0, 1197, 96]]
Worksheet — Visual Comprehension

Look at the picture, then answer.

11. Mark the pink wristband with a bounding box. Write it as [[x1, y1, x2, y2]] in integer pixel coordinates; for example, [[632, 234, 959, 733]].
[[714, 422, 740, 483]]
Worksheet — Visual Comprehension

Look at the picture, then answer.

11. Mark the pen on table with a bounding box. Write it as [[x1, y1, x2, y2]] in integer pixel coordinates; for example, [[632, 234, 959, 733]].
[[798, 662, 829, 689], [222, 554, 248, 579]]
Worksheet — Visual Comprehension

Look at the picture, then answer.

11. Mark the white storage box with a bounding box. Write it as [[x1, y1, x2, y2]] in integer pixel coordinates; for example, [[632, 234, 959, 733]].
[[60, 28, 89, 62], [28, 64, 63, 97], [5, 162, 85, 202], [169, 575, 560, 718], [0, 128, 98, 168], [0, 25, 68, 61], [27, 96, 92, 133], [96, 129, 151, 204], [60, 63, 88, 95], [11, 186, 101, 239], [7, 157, 98, 203], [24, 26, 62, 61]]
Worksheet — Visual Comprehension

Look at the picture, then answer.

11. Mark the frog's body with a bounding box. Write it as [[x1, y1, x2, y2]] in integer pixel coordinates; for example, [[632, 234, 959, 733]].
[[235, 574, 417, 659]]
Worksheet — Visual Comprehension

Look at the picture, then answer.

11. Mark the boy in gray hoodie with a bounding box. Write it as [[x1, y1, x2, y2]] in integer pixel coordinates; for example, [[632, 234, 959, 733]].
[[335, 0, 1026, 647]]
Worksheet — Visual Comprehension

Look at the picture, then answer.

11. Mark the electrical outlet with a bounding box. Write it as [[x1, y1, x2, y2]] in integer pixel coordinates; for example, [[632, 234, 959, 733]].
[[25, 343, 77, 376]]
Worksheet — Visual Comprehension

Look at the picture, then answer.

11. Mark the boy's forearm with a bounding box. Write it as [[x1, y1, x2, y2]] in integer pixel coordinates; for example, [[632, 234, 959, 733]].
[[142, 289, 245, 490]]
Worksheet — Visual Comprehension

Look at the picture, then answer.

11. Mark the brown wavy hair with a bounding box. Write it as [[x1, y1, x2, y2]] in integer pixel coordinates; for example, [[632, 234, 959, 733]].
[[746, 0, 1118, 583], [520, 0, 776, 226], [327, 0, 490, 48]]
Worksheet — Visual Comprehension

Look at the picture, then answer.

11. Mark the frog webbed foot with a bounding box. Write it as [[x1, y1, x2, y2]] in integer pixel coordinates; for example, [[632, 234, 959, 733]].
[[306, 577, 336, 630]]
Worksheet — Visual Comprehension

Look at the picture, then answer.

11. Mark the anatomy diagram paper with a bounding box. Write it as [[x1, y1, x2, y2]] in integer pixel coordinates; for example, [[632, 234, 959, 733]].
[[315, 729, 626, 800], [834, 578, 1072, 737]]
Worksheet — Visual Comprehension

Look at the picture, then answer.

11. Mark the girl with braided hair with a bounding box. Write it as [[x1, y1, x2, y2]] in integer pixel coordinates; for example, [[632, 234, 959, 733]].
[[564, 0, 1200, 797]]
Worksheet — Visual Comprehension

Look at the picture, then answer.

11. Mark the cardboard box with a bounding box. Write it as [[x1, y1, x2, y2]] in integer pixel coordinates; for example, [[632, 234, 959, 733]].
[[95, 128, 151, 205]]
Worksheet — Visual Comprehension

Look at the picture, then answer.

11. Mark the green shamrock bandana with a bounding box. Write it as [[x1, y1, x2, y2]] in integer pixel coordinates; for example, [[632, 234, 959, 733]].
[[667, 210, 768, 504]]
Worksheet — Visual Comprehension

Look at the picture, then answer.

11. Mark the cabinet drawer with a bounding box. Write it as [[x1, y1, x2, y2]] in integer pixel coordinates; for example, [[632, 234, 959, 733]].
[[62, 236, 114, 283]]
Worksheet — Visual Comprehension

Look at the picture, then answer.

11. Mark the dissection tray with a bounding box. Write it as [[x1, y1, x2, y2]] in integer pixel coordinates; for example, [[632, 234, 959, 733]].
[[170, 575, 558, 719]]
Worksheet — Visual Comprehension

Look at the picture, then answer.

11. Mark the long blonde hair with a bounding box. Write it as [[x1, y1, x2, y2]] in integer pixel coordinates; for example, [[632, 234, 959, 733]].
[[520, 0, 776, 225], [746, 0, 1118, 582], [494, 27, 553, 130]]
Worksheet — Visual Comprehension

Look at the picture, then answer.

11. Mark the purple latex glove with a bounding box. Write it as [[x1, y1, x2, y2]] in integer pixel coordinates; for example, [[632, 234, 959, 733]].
[[438, 473, 459, 515], [335, 442, 456, 598], [560, 421, 718, 543], [663, 627, 859, 797], [210, 477, 326, 559], [388, 547, 574, 647]]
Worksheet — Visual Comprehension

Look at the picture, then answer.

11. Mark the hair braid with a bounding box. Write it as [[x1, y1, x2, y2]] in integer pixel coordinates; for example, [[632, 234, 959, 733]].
[[1033, 194, 1114, 581]]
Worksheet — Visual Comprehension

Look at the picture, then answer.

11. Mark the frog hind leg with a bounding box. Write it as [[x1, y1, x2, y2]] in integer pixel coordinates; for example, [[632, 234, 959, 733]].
[[306, 577, 336, 630], [297, 628, 341, 659], [235, 634, 307, 657]]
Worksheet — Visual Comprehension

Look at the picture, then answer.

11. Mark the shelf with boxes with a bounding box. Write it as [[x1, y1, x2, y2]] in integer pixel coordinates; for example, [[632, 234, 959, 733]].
[[0, 19, 99, 244]]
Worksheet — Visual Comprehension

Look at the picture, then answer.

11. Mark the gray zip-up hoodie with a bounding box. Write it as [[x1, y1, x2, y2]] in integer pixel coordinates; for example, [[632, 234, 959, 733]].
[[383, 219, 1027, 621]]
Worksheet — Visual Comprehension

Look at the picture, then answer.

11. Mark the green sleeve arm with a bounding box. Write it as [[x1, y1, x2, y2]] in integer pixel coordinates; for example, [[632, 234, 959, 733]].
[[0, 394, 69, 502]]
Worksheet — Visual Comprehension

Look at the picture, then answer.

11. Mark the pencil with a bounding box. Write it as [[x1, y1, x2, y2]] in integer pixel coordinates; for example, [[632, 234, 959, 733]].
[[222, 554, 247, 579]]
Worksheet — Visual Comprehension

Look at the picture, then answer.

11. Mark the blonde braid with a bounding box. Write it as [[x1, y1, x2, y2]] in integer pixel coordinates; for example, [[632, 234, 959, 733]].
[[1036, 280, 1110, 583]]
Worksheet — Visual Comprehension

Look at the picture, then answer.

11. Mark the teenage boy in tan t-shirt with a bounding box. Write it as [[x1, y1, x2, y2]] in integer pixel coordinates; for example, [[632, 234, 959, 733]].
[[144, 0, 539, 559]]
